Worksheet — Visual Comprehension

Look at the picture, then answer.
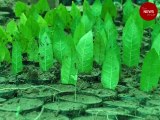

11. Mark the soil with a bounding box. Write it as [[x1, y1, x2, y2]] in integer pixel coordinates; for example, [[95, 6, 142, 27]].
[[0, 1, 160, 120]]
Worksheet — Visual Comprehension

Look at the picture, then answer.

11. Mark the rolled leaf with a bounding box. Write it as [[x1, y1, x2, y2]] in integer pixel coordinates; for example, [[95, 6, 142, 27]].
[[76, 30, 93, 73], [140, 49, 160, 92], [39, 29, 53, 71], [101, 48, 120, 89], [122, 15, 142, 67], [12, 41, 23, 74]]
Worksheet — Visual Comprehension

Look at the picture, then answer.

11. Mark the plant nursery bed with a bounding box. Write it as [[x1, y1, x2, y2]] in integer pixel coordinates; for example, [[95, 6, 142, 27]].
[[85, 107, 131, 120], [56, 92, 102, 107], [81, 88, 117, 100], [43, 101, 87, 117], [73, 115, 115, 120], [0, 0, 160, 119], [0, 98, 43, 113], [24, 111, 69, 120], [0, 111, 25, 120], [103, 100, 139, 114], [18, 85, 59, 102]]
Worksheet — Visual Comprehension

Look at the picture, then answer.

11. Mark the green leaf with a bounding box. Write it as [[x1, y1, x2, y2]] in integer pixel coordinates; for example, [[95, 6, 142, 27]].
[[4, 47, 11, 63], [132, 7, 143, 37], [73, 22, 86, 45], [122, 15, 142, 67], [36, 15, 48, 31], [0, 26, 11, 44], [81, 14, 93, 32], [101, 48, 120, 89], [82, 0, 95, 30], [12, 41, 23, 74], [0, 45, 6, 62], [61, 55, 78, 85], [152, 33, 160, 56], [83, 0, 92, 15], [35, 0, 50, 14], [6, 20, 18, 36], [123, 0, 134, 22], [93, 18, 107, 65], [52, 29, 71, 63], [104, 13, 118, 48], [25, 16, 40, 38], [39, 29, 53, 71], [70, 2, 81, 33], [152, 23, 160, 42], [0, 44, 10, 63], [143, 19, 155, 29], [92, 0, 102, 17], [140, 49, 160, 92], [19, 13, 27, 26], [44, 9, 57, 27], [70, 2, 81, 19], [76, 30, 93, 73], [27, 39, 39, 62], [56, 4, 71, 28], [14, 1, 28, 17], [101, 0, 117, 19]]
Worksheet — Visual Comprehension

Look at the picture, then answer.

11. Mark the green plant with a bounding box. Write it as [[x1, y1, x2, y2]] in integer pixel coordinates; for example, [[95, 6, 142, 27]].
[[1, 0, 160, 92], [122, 15, 142, 67], [140, 49, 160, 92]]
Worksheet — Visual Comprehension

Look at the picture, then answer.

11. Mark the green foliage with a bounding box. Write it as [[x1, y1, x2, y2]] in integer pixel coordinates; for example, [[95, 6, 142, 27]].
[[104, 13, 118, 49], [81, 13, 93, 32], [14, 1, 28, 17], [123, 0, 134, 22], [56, 4, 72, 29], [101, 48, 120, 90], [44, 9, 57, 27], [0, 44, 10, 63], [70, 2, 81, 33], [76, 31, 93, 73], [61, 55, 78, 85], [93, 18, 107, 65], [1, 0, 160, 91], [12, 40, 23, 74], [140, 49, 160, 92], [91, 0, 102, 17], [27, 39, 39, 62], [152, 33, 160, 56], [6, 20, 18, 36], [35, 0, 50, 14], [52, 29, 71, 63], [152, 23, 160, 42], [39, 29, 53, 71], [73, 22, 86, 45], [122, 15, 142, 67], [101, 0, 117, 19]]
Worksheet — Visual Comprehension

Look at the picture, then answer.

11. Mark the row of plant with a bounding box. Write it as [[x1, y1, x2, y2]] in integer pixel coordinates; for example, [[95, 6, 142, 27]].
[[0, 0, 160, 92]]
